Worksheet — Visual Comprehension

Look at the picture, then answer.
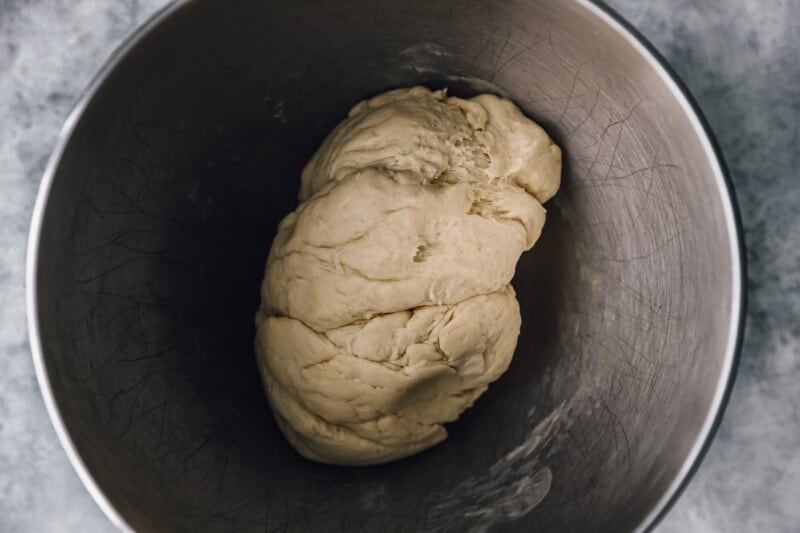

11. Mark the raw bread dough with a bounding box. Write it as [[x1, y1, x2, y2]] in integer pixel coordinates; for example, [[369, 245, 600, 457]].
[[255, 86, 561, 465]]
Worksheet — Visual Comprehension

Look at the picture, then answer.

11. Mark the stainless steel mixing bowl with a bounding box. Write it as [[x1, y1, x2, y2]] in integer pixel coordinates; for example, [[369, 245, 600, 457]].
[[26, 0, 745, 531]]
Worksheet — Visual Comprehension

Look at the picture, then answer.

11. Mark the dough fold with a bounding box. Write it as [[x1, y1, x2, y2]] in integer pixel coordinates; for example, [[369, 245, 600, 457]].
[[255, 86, 561, 465]]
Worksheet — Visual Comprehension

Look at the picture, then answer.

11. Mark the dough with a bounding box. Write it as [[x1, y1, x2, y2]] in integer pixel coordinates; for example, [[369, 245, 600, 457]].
[[255, 86, 561, 465]]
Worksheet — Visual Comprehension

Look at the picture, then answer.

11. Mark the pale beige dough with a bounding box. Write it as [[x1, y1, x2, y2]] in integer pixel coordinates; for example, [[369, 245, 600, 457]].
[[255, 86, 561, 465]]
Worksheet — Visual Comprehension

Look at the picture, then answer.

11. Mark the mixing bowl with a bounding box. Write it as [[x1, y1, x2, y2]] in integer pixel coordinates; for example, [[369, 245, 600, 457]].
[[26, 0, 745, 531]]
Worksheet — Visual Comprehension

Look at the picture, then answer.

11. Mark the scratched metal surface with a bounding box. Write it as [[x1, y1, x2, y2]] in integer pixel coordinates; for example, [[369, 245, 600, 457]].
[[1, 0, 795, 532]]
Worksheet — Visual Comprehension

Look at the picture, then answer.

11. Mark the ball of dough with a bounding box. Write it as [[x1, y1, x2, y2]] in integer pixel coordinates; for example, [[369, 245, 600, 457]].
[[255, 86, 561, 465]]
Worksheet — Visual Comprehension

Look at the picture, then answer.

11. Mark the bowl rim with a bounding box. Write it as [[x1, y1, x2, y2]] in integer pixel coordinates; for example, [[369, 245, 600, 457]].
[[25, 1, 746, 531]]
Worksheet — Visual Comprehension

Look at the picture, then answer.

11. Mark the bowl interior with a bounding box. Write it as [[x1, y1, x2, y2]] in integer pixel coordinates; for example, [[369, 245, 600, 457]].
[[32, 0, 740, 531]]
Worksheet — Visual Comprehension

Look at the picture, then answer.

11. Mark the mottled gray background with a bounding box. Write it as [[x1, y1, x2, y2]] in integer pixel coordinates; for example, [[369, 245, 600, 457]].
[[1, 0, 797, 531]]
